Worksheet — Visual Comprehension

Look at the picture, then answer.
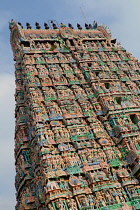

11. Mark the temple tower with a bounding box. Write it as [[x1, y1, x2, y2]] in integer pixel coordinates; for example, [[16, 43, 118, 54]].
[[10, 20, 140, 210]]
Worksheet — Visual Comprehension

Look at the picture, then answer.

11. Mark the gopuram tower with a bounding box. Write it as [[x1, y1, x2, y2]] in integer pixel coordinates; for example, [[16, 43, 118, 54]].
[[10, 20, 140, 210]]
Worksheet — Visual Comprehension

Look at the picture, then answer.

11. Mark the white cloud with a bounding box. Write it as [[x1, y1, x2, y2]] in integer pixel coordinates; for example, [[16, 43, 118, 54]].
[[0, 196, 15, 210], [0, 73, 16, 209], [0, 10, 16, 209]]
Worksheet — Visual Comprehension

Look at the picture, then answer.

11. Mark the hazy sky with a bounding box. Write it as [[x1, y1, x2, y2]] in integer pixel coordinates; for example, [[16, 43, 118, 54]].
[[0, 0, 140, 209]]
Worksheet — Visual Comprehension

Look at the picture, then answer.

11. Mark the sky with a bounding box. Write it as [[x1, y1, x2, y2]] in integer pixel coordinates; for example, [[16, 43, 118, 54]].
[[0, 0, 140, 209]]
